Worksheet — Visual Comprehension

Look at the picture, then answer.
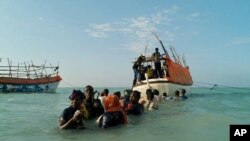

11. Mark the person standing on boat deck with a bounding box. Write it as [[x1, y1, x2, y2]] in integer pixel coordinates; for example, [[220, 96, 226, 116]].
[[146, 65, 154, 79], [139, 64, 146, 81], [162, 55, 170, 77], [132, 61, 139, 86], [152, 48, 162, 78], [84, 85, 104, 119], [162, 62, 169, 77], [59, 90, 88, 130], [132, 55, 145, 86]]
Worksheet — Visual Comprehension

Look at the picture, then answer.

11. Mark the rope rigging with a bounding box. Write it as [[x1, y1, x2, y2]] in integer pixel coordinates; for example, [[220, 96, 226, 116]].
[[193, 81, 250, 93]]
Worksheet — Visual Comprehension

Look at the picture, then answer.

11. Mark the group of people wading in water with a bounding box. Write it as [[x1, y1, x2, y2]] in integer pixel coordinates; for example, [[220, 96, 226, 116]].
[[59, 85, 143, 129], [59, 84, 188, 129], [58, 48, 188, 130]]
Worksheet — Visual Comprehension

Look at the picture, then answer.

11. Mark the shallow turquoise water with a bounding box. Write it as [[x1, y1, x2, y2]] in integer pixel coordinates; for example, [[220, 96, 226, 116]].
[[0, 87, 250, 141]]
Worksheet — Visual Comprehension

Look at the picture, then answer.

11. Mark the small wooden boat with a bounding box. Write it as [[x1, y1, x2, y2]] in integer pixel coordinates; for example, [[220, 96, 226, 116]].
[[0, 59, 62, 93]]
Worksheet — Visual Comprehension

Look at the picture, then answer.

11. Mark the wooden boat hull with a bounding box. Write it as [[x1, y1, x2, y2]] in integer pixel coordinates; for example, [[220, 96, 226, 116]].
[[0, 76, 61, 93]]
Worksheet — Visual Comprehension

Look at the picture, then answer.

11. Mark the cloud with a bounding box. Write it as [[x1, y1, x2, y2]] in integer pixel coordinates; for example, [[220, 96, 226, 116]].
[[91, 23, 112, 32], [189, 12, 201, 17], [186, 12, 202, 22], [84, 29, 107, 38], [84, 5, 202, 53], [151, 5, 178, 25], [84, 23, 112, 38], [225, 37, 250, 47]]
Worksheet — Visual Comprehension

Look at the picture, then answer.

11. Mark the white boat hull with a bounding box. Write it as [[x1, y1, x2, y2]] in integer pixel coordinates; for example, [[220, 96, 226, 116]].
[[0, 81, 60, 93], [132, 78, 191, 97]]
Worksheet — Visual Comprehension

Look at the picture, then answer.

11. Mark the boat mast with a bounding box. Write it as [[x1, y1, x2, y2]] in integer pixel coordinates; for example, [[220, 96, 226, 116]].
[[7, 58, 12, 77], [24, 62, 30, 79], [17, 63, 19, 78], [144, 45, 148, 55], [31, 61, 38, 78], [172, 47, 182, 65], [182, 54, 187, 67], [42, 60, 48, 77], [170, 46, 178, 63]]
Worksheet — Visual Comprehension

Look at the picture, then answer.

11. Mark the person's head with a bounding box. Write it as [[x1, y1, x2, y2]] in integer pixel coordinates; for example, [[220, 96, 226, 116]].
[[124, 89, 132, 97], [123, 89, 132, 102], [137, 55, 145, 63], [103, 95, 121, 112], [181, 89, 186, 96], [130, 90, 141, 103], [147, 65, 151, 69], [152, 89, 159, 96], [175, 90, 180, 97], [101, 88, 109, 96], [155, 48, 159, 52], [146, 89, 154, 101], [163, 93, 167, 97], [84, 85, 94, 100], [69, 90, 85, 108], [114, 91, 121, 99]]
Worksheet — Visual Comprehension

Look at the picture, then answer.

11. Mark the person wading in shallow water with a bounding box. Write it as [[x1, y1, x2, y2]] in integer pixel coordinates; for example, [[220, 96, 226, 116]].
[[97, 94, 127, 128], [84, 85, 104, 119], [59, 90, 88, 130], [125, 90, 144, 115]]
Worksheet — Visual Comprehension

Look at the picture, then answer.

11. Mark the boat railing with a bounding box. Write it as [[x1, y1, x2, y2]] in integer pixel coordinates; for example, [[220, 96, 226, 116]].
[[0, 65, 59, 79]]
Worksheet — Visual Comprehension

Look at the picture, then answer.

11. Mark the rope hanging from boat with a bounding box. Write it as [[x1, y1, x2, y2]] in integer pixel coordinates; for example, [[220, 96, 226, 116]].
[[61, 80, 78, 88], [193, 81, 250, 92]]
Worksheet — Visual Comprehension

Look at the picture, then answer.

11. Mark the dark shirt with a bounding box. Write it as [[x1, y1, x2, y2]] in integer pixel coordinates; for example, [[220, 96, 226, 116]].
[[98, 111, 124, 128], [60, 106, 84, 129], [127, 103, 144, 115], [86, 99, 104, 119], [181, 96, 188, 100], [133, 62, 139, 70]]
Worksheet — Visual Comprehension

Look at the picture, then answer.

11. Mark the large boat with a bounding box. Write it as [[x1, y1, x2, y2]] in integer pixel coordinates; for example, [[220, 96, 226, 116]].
[[132, 32, 193, 97], [0, 59, 62, 93]]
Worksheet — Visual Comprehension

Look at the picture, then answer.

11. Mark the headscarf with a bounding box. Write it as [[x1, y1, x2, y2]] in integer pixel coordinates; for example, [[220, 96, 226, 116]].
[[103, 95, 127, 124]]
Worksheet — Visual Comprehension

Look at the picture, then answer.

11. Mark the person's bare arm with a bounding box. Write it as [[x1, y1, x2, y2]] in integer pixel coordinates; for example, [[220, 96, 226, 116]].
[[58, 117, 77, 130]]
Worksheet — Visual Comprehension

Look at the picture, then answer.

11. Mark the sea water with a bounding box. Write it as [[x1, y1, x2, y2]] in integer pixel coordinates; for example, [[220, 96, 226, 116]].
[[0, 87, 250, 141]]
